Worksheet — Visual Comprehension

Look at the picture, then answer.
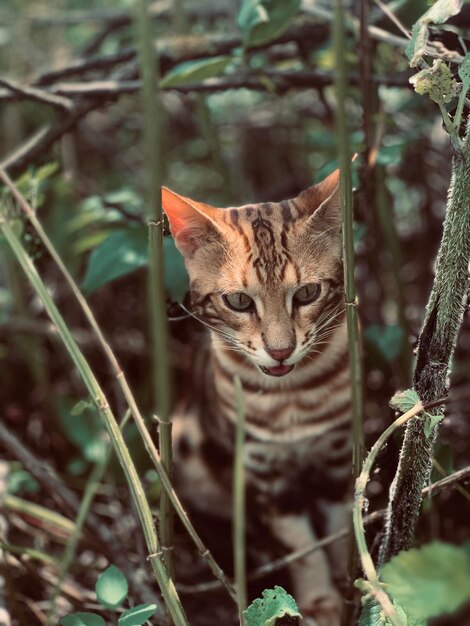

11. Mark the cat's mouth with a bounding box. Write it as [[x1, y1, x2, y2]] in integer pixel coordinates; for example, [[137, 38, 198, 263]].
[[260, 364, 295, 377]]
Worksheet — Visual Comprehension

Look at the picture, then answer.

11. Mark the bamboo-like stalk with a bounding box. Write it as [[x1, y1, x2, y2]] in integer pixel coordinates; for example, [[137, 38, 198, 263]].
[[379, 118, 470, 564], [0, 216, 188, 626], [333, 1, 364, 620], [233, 377, 247, 622], [46, 449, 110, 626], [0, 167, 236, 602], [134, 0, 174, 577]]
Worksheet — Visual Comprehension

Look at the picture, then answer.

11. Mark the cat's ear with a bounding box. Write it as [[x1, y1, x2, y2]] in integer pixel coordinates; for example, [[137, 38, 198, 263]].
[[162, 187, 223, 256], [296, 169, 341, 230]]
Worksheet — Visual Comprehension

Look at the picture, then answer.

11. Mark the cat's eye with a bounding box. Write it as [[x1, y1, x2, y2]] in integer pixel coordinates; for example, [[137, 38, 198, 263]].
[[223, 292, 254, 312], [293, 283, 321, 306]]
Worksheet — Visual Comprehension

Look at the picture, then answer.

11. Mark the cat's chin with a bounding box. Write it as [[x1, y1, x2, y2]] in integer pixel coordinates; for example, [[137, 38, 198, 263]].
[[259, 364, 295, 377]]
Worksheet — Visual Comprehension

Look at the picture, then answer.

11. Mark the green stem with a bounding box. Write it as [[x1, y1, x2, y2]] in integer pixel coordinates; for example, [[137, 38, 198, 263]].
[[379, 119, 470, 564], [0, 215, 188, 626], [354, 402, 426, 626], [333, 0, 364, 616], [333, 0, 364, 480], [3, 494, 75, 537], [233, 377, 247, 622], [135, 0, 174, 577]]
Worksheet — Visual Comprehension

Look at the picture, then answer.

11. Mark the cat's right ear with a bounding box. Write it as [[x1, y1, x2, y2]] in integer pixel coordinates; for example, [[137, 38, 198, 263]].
[[162, 187, 223, 257]]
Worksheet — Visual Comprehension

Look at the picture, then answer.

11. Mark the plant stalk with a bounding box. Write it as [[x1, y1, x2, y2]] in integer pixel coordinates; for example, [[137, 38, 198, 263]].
[[233, 376, 247, 622], [0, 216, 188, 626], [379, 118, 470, 564], [135, 0, 174, 577], [333, 0, 364, 620]]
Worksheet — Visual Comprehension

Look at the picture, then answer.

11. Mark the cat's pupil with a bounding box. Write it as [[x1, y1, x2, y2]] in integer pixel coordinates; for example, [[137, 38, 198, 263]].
[[223, 292, 253, 312], [294, 283, 321, 305]]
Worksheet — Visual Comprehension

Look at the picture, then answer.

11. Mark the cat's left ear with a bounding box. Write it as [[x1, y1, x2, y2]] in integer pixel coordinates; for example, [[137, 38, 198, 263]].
[[296, 169, 341, 230], [162, 187, 224, 256]]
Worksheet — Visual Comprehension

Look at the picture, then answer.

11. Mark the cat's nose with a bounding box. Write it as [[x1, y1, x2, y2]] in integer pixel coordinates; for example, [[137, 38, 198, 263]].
[[267, 347, 294, 362]]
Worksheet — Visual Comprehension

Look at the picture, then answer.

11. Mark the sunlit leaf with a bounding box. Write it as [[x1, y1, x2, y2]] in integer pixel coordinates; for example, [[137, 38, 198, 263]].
[[406, 0, 463, 67], [60, 613, 106, 626], [382, 542, 470, 620], [243, 586, 301, 626], [409, 59, 458, 104], [95, 565, 128, 609], [238, 0, 301, 48], [160, 56, 232, 88], [118, 603, 158, 626], [389, 388, 420, 412]]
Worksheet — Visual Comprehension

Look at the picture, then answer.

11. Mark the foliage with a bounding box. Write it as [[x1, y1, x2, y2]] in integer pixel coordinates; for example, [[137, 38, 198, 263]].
[[382, 542, 470, 621], [243, 586, 301, 626], [406, 0, 463, 67], [82, 227, 188, 302], [160, 56, 233, 88], [61, 565, 157, 626], [238, 0, 301, 48], [95, 565, 129, 609]]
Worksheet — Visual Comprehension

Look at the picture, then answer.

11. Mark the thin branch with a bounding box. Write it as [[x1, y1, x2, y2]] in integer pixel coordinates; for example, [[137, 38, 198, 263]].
[[178, 461, 470, 595], [0, 76, 73, 111]]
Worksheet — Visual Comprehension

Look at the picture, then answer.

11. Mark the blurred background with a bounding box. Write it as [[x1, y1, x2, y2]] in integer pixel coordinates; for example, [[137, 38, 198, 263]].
[[0, 1, 469, 624]]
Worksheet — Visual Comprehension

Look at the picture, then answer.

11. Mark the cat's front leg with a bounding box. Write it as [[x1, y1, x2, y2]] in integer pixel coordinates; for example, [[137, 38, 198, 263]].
[[269, 512, 342, 626]]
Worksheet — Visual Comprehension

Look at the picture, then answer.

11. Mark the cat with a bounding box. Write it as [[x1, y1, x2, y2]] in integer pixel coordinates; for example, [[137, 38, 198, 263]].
[[162, 168, 352, 626]]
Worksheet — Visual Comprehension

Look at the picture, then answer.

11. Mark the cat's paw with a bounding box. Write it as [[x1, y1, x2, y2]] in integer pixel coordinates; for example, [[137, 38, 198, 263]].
[[300, 595, 342, 626]]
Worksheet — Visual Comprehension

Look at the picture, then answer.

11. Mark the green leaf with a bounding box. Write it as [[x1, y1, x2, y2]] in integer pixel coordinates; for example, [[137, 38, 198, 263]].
[[95, 565, 128, 609], [365, 324, 404, 362], [359, 597, 425, 626], [57, 397, 106, 463], [118, 603, 158, 626], [70, 399, 94, 416], [82, 226, 148, 294], [382, 542, 470, 620], [243, 586, 301, 626], [160, 56, 232, 88], [389, 388, 420, 413], [422, 411, 445, 438], [406, 0, 463, 67], [82, 227, 188, 302], [238, 0, 301, 48], [60, 613, 106, 626], [409, 59, 459, 104]]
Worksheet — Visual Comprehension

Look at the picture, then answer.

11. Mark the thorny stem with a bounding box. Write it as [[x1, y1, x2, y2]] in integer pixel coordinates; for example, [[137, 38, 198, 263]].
[[0, 168, 236, 602], [0, 216, 188, 626], [379, 119, 470, 564]]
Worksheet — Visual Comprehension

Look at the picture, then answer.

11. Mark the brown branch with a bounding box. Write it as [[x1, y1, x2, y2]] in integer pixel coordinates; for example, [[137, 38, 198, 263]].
[[32, 17, 328, 86], [0, 77, 73, 112]]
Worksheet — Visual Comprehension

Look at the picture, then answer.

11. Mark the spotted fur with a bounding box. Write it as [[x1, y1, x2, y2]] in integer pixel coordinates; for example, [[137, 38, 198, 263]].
[[163, 169, 351, 626]]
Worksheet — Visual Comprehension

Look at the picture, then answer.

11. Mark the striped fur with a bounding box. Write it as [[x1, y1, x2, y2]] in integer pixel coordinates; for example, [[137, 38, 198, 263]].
[[163, 170, 351, 626]]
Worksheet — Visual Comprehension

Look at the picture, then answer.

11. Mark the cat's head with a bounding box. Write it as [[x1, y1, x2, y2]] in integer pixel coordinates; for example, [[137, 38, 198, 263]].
[[162, 170, 344, 377]]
